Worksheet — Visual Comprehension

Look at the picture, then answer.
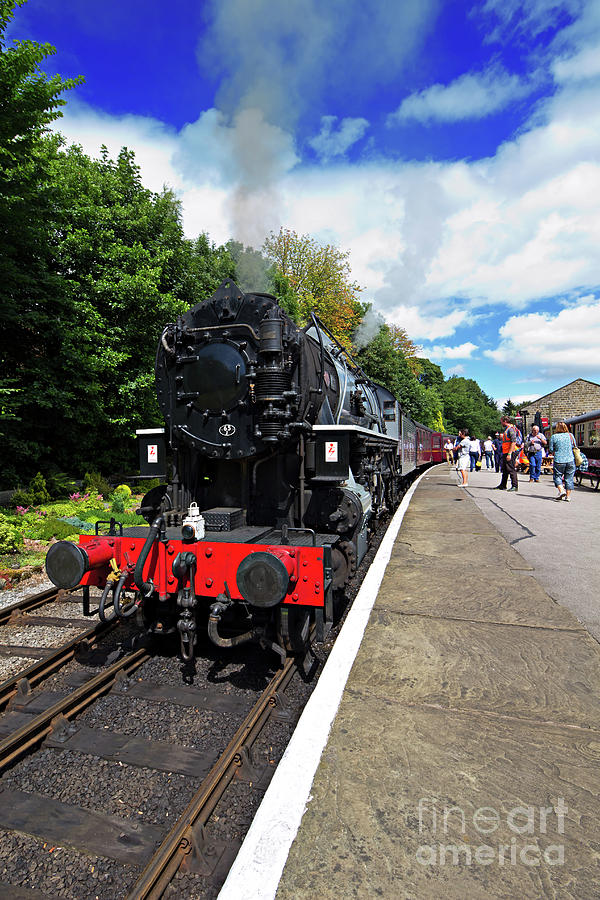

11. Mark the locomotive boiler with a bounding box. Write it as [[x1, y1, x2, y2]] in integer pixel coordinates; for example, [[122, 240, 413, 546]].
[[46, 280, 414, 663]]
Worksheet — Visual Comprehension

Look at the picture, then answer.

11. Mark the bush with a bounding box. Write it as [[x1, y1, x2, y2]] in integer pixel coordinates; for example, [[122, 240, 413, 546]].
[[45, 471, 78, 498], [83, 471, 111, 499], [28, 472, 51, 505], [0, 515, 24, 553], [110, 494, 126, 514], [10, 488, 33, 508], [114, 483, 132, 499]]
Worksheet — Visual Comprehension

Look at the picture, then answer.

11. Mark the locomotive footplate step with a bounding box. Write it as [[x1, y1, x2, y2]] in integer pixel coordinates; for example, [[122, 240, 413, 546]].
[[44, 723, 218, 777], [0, 788, 163, 865]]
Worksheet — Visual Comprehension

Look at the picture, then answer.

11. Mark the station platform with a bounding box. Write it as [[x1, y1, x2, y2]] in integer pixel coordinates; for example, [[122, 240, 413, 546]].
[[219, 466, 600, 900]]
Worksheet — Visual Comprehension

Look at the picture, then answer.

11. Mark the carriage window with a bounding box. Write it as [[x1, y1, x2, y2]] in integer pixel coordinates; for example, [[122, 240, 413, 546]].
[[589, 419, 600, 446]]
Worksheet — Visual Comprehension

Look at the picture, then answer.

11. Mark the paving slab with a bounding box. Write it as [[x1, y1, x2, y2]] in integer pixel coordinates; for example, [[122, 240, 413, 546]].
[[348, 612, 600, 728], [277, 699, 600, 900], [390, 533, 534, 571], [275, 467, 600, 900], [377, 563, 584, 630]]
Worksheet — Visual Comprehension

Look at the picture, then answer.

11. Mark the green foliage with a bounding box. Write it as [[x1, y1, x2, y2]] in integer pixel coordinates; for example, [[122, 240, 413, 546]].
[[0, 133, 236, 488], [22, 515, 79, 542], [27, 472, 51, 505], [113, 483, 132, 498], [110, 494, 126, 514], [263, 228, 364, 347], [439, 377, 501, 437], [416, 358, 445, 391], [45, 470, 78, 498], [0, 2, 83, 487], [0, 513, 23, 553], [356, 325, 443, 428], [83, 472, 111, 498]]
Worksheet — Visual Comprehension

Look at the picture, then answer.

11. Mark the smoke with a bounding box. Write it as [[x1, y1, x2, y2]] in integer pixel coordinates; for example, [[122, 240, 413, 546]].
[[197, 0, 439, 244], [353, 306, 385, 349], [375, 171, 453, 311]]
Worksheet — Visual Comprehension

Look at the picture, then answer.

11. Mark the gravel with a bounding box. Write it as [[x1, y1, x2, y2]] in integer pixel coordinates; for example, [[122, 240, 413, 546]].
[[0, 655, 39, 681]]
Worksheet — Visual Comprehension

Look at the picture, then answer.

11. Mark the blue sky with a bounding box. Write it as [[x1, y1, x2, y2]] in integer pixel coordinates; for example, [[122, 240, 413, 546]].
[[8, 0, 600, 408]]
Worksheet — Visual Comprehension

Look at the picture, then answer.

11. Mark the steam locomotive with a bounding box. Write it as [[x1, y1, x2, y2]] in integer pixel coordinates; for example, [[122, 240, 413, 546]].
[[46, 280, 451, 663]]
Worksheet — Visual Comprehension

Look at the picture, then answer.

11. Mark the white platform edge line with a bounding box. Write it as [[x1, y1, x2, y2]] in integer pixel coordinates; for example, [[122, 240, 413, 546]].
[[217, 467, 431, 900]]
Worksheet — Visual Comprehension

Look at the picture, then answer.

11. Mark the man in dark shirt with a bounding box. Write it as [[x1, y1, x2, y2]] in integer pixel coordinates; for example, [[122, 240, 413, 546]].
[[493, 433, 503, 473], [496, 416, 520, 491]]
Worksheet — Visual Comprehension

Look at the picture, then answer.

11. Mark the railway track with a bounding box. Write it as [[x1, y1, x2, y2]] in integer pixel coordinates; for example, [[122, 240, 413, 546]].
[[0, 586, 118, 710], [0, 614, 307, 899]]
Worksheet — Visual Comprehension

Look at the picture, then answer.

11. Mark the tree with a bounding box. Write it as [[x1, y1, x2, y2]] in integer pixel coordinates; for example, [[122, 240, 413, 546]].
[[0, 0, 83, 485], [389, 324, 422, 377], [1, 138, 236, 486], [263, 228, 364, 347], [440, 377, 501, 437], [356, 325, 444, 428], [416, 358, 444, 391]]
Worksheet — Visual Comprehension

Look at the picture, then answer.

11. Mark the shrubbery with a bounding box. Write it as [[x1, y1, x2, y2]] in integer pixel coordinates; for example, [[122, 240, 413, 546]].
[[83, 472, 111, 499], [0, 515, 24, 554]]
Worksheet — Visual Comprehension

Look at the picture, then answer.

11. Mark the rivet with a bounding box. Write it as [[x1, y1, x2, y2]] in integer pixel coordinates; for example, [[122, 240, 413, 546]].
[[292, 593, 299, 601], [205, 548, 213, 557], [205, 578, 213, 587], [303, 576, 308, 582], [167, 546, 174, 555]]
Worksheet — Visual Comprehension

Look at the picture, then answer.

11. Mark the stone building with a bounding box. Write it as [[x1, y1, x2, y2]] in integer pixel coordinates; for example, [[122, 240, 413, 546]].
[[520, 379, 600, 423]]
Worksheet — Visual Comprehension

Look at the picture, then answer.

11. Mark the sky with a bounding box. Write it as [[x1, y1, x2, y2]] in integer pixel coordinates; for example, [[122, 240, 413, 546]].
[[8, 0, 600, 408]]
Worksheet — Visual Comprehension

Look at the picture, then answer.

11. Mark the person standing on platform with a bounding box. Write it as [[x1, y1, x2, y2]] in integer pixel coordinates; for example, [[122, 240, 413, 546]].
[[493, 433, 503, 472], [526, 425, 547, 483], [468, 435, 482, 472], [444, 437, 454, 467], [496, 416, 520, 492], [483, 436, 494, 469], [549, 422, 576, 501], [456, 428, 471, 486]]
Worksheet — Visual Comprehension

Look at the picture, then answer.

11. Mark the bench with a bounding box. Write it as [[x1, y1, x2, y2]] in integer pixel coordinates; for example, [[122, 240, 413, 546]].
[[575, 463, 600, 490]]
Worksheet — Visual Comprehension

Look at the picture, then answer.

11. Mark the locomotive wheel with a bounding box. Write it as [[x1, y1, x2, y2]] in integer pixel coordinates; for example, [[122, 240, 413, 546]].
[[331, 539, 356, 590], [277, 606, 311, 654]]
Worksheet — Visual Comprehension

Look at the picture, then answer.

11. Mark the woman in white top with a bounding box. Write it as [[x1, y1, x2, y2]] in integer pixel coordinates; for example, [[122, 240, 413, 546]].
[[468, 437, 481, 472], [456, 429, 471, 486], [483, 436, 494, 469]]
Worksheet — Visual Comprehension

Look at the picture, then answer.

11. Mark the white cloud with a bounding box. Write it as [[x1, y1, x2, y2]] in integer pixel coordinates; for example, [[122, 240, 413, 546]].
[[479, 0, 583, 42], [387, 305, 472, 341], [389, 66, 533, 124], [53, 100, 183, 194], [495, 394, 539, 409], [427, 342, 479, 360], [553, 41, 600, 82], [447, 364, 466, 376], [484, 296, 600, 377], [308, 116, 369, 160]]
